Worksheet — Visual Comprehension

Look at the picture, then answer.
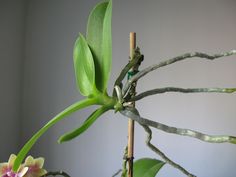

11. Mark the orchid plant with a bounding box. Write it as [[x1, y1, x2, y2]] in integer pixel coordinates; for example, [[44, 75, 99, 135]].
[[1, 0, 236, 177]]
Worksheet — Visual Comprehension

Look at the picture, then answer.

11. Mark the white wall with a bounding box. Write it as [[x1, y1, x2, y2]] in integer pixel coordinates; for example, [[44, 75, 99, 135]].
[[0, 0, 26, 160], [1, 0, 236, 177]]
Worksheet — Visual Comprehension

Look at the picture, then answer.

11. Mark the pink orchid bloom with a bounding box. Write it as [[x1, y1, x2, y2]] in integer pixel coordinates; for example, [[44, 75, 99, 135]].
[[0, 154, 47, 177], [23, 156, 47, 177], [0, 154, 28, 177]]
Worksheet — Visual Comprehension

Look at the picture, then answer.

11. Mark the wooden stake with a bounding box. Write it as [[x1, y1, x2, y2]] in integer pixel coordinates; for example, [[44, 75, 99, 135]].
[[127, 32, 136, 177]]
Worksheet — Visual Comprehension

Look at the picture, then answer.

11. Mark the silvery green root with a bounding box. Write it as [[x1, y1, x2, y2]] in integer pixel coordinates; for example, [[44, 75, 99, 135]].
[[113, 49, 236, 177], [142, 125, 196, 177], [121, 107, 236, 144], [120, 107, 236, 177], [123, 50, 236, 95], [130, 87, 236, 102]]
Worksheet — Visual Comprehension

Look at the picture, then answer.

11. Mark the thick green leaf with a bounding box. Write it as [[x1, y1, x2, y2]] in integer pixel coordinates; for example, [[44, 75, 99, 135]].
[[101, 0, 112, 90], [74, 34, 97, 96], [58, 106, 110, 143], [133, 158, 165, 177], [13, 98, 97, 172], [86, 0, 112, 93]]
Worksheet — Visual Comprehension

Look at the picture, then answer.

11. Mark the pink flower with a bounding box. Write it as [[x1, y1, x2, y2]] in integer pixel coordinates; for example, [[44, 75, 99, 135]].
[[0, 154, 28, 177], [0, 154, 47, 177], [23, 156, 47, 177]]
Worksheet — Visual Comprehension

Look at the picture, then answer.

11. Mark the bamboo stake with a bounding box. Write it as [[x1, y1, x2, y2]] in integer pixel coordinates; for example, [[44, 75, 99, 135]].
[[127, 32, 136, 177]]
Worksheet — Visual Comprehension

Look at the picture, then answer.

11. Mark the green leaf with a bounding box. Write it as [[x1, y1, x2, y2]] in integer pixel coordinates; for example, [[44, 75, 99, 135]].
[[74, 33, 97, 96], [133, 158, 165, 177], [58, 106, 110, 143], [86, 0, 112, 93], [13, 98, 97, 172]]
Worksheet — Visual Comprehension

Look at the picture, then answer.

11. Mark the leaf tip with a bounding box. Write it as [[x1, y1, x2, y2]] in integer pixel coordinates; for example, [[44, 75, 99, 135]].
[[230, 137, 236, 144], [57, 135, 68, 144], [57, 138, 63, 144]]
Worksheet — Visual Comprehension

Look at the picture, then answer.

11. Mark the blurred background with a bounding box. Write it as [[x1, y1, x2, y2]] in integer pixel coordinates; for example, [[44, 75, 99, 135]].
[[1, 0, 236, 176]]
